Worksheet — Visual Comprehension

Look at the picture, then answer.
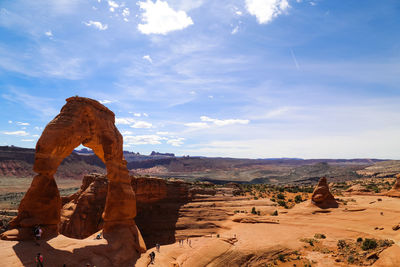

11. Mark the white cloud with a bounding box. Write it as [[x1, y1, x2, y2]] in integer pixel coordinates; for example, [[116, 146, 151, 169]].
[[200, 116, 250, 126], [122, 7, 130, 17], [21, 139, 34, 142], [17, 121, 30, 126], [231, 26, 239, 34], [143, 113, 149, 117], [32, 134, 40, 137], [245, 0, 290, 24], [130, 121, 153, 128], [143, 55, 153, 63], [137, 0, 194, 35], [34, 126, 43, 131], [84, 20, 108, 30], [310, 1, 316, 6], [8, 120, 12, 124], [108, 0, 119, 12], [115, 117, 135, 125], [167, 137, 184, 146], [184, 122, 209, 129], [236, 11, 243, 15], [208, 95, 214, 99], [156, 131, 169, 135], [99, 99, 113, 104], [124, 134, 163, 145], [133, 113, 141, 117], [2, 130, 29, 136], [45, 31, 53, 37], [121, 130, 133, 135]]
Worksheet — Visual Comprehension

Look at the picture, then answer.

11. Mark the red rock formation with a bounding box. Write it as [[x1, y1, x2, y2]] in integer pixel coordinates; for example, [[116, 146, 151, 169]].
[[386, 174, 400, 197], [0, 97, 145, 258], [59, 174, 192, 248], [311, 177, 338, 208]]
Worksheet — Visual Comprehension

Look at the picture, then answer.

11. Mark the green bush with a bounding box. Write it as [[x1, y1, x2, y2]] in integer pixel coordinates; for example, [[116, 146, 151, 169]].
[[277, 193, 285, 199], [251, 207, 257, 215], [356, 237, 363, 243], [348, 255, 355, 264], [314, 233, 326, 239], [362, 239, 377, 250], [277, 254, 285, 262], [277, 200, 287, 208], [272, 210, 278, 216], [294, 195, 303, 203]]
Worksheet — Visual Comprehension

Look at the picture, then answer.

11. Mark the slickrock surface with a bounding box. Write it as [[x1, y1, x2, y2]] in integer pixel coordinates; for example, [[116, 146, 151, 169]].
[[311, 177, 339, 208]]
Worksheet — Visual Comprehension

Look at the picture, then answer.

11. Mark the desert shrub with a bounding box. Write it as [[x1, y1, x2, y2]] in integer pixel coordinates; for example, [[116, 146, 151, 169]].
[[294, 195, 303, 203], [314, 233, 326, 239], [278, 187, 285, 192], [277, 200, 287, 208], [257, 211, 261, 216], [337, 240, 347, 249], [300, 238, 316, 246], [270, 198, 276, 202], [251, 207, 257, 215], [277, 193, 285, 199], [288, 199, 293, 202], [272, 210, 278, 216], [277, 254, 285, 262], [254, 196, 258, 200], [348, 255, 355, 264], [356, 237, 363, 243], [362, 239, 377, 250]]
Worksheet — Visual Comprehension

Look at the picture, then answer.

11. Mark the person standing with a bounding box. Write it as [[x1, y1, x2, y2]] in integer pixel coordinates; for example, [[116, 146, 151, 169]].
[[35, 253, 43, 267]]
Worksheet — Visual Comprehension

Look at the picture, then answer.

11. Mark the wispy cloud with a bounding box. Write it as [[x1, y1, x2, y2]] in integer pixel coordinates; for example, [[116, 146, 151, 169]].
[[143, 55, 153, 63], [167, 137, 185, 146], [84, 20, 108, 30], [124, 134, 164, 145], [2, 130, 29, 136], [130, 121, 153, 129], [200, 116, 249, 126]]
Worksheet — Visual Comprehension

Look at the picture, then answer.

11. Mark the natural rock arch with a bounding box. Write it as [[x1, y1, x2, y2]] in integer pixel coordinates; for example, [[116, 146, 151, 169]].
[[1, 97, 146, 253]]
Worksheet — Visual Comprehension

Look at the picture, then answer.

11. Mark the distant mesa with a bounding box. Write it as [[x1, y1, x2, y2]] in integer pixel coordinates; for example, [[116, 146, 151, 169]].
[[311, 177, 338, 209]]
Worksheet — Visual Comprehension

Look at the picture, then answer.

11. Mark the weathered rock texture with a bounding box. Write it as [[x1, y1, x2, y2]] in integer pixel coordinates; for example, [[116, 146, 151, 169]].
[[60, 173, 192, 248], [385, 174, 400, 197], [311, 177, 338, 208], [0, 97, 146, 261]]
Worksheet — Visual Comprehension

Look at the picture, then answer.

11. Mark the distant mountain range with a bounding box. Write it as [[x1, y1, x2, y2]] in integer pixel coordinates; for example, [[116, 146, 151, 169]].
[[0, 145, 396, 184]]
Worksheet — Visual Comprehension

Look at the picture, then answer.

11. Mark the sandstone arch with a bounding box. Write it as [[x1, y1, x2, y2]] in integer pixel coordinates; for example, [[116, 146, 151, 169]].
[[1, 97, 145, 253]]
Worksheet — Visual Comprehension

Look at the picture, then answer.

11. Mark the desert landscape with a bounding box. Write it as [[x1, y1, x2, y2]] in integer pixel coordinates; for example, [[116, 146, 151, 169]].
[[1, 1, 399, 266], [0, 97, 400, 267]]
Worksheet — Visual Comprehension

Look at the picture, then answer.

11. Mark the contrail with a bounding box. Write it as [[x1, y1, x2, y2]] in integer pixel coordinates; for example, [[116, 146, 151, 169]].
[[290, 48, 300, 70]]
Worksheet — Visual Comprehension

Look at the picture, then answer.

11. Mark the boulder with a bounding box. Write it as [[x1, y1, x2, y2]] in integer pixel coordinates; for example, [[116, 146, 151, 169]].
[[311, 177, 338, 209]]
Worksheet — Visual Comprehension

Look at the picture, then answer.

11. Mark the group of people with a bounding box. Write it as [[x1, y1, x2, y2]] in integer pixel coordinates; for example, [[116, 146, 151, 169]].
[[178, 237, 191, 247]]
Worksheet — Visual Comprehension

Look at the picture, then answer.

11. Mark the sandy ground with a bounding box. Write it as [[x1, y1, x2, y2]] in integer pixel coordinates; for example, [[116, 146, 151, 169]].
[[1, 194, 400, 266]]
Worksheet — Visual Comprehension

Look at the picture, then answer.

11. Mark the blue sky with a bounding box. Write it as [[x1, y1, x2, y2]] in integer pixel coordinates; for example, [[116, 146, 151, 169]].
[[0, 0, 399, 159]]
